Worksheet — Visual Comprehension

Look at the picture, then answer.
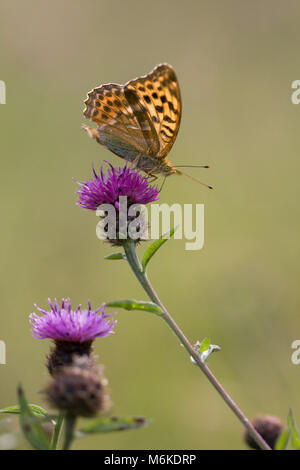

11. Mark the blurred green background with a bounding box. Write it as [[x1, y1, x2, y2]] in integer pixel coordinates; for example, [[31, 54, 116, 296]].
[[1, 0, 300, 450]]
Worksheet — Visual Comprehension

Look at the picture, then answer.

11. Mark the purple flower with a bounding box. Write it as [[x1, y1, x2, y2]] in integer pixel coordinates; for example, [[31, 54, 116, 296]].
[[30, 298, 116, 343], [75, 162, 160, 211]]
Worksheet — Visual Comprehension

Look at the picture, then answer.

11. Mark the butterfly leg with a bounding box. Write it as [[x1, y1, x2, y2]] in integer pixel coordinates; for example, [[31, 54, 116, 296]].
[[158, 176, 167, 193], [144, 167, 159, 182], [145, 172, 166, 193], [147, 174, 158, 183], [128, 155, 141, 170]]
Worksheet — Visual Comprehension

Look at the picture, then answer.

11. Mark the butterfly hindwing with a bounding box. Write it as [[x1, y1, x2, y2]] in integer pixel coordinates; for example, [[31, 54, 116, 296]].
[[84, 83, 149, 161]]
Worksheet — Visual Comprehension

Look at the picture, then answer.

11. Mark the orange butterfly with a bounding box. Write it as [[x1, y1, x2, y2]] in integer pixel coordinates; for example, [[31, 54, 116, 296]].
[[83, 64, 211, 187]]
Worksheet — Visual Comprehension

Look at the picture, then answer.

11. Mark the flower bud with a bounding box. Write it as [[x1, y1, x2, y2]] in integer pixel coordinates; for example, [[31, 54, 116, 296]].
[[244, 415, 284, 450], [45, 355, 109, 417]]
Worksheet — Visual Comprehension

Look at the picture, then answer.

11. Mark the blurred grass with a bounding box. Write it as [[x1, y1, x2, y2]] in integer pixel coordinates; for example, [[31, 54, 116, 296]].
[[0, 0, 300, 449]]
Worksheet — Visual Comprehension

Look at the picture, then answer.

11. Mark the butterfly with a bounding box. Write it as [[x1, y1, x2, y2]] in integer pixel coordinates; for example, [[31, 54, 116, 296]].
[[83, 64, 212, 187]]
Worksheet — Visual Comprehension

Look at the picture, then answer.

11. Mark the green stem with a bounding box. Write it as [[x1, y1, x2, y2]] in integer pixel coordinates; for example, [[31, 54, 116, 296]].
[[62, 414, 76, 450], [50, 412, 64, 450], [123, 239, 271, 451]]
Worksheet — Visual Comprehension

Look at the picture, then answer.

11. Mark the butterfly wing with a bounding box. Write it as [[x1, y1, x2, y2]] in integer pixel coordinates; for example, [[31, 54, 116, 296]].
[[125, 63, 182, 159], [83, 83, 159, 161], [83, 64, 181, 172]]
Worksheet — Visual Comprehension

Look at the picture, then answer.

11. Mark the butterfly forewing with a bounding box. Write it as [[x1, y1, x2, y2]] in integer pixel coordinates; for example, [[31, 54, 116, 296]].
[[123, 87, 160, 155], [125, 63, 181, 158]]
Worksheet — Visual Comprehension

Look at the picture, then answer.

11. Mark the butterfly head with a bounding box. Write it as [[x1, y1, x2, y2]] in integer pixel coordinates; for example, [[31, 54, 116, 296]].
[[160, 159, 181, 176]]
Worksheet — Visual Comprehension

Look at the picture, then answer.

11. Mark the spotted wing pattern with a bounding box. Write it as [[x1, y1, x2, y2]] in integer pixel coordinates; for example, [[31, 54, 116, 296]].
[[84, 83, 153, 161], [83, 63, 181, 169], [125, 63, 181, 158]]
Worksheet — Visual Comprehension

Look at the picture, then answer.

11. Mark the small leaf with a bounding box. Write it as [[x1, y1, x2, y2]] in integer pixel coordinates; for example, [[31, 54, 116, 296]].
[[104, 252, 126, 260], [198, 337, 210, 354], [0, 404, 49, 419], [275, 429, 290, 450], [191, 338, 221, 365], [77, 416, 149, 436], [288, 409, 300, 450], [142, 226, 177, 272], [17, 385, 50, 450], [106, 299, 163, 315]]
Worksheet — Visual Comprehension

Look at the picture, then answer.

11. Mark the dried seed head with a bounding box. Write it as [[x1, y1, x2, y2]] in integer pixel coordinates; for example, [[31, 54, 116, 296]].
[[45, 355, 110, 417]]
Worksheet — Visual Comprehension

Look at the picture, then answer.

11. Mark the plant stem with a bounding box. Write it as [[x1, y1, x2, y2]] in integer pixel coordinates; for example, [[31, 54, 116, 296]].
[[123, 239, 271, 451], [50, 412, 64, 450], [62, 414, 76, 450]]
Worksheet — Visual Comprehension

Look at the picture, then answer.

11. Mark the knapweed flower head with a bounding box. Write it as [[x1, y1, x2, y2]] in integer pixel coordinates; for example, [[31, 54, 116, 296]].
[[75, 162, 160, 211], [30, 298, 116, 343]]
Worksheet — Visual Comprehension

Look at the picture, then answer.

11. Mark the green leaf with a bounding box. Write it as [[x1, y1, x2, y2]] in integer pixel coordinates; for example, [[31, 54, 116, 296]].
[[104, 252, 126, 260], [106, 299, 163, 315], [77, 416, 149, 436], [17, 385, 50, 450], [0, 404, 50, 419], [198, 337, 210, 354], [191, 338, 221, 365], [288, 409, 300, 450], [141, 226, 177, 272], [275, 429, 290, 450]]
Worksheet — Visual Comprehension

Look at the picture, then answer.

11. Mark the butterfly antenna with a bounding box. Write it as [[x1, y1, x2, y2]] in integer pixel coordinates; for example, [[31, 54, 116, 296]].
[[177, 169, 213, 189], [176, 165, 210, 169], [159, 176, 167, 193]]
